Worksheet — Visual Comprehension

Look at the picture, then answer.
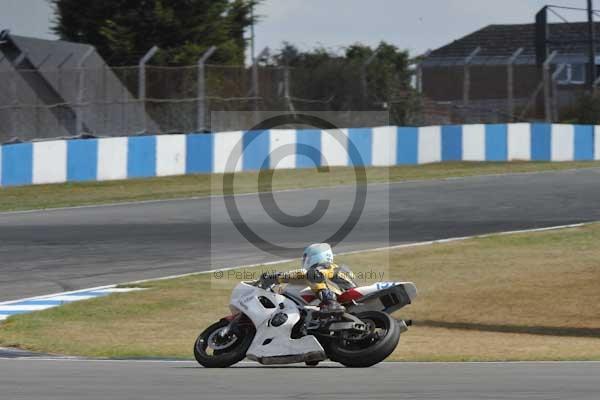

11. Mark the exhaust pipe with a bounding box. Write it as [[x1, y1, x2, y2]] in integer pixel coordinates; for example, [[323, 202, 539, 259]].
[[396, 319, 409, 333]]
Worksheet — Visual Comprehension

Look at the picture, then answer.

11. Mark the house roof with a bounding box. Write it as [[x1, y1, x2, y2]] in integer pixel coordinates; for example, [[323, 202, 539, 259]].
[[425, 22, 600, 66], [8, 35, 99, 70]]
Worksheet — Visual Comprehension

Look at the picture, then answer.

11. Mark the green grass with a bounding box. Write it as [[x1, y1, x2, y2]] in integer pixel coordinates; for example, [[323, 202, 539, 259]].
[[1, 161, 600, 212], [1, 223, 599, 361]]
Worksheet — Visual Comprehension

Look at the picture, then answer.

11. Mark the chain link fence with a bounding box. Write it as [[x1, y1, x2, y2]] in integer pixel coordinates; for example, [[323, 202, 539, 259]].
[[1, 49, 589, 143], [417, 47, 593, 125], [0, 59, 425, 142]]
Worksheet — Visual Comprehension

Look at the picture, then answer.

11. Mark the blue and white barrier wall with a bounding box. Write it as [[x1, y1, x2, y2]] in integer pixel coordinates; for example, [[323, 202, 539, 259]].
[[1, 123, 599, 187]]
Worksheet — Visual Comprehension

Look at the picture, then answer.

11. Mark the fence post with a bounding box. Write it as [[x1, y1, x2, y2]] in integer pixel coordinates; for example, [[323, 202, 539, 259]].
[[138, 46, 159, 133], [551, 64, 566, 121], [196, 46, 217, 132], [463, 47, 481, 108], [507, 48, 524, 122], [76, 47, 94, 135], [361, 48, 381, 109], [56, 53, 73, 135], [543, 51, 558, 123], [283, 65, 296, 113], [251, 47, 269, 123]]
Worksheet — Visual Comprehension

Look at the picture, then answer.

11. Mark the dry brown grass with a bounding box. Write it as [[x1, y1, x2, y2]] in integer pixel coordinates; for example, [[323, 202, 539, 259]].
[[1, 223, 600, 360], [393, 326, 600, 361]]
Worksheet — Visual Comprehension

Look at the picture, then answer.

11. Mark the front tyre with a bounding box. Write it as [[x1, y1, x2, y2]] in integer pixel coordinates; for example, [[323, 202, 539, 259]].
[[194, 319, 255, 368], [327, 311, 400, 368]]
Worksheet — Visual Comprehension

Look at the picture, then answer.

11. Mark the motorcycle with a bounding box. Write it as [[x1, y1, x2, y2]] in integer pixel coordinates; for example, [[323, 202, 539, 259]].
[[193, 270, 417, 368]]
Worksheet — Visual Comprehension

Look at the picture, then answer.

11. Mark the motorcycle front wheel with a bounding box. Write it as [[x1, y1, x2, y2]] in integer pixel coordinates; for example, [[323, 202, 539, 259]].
[[193, 319, 255, 368], [327, 311, 400, 368]]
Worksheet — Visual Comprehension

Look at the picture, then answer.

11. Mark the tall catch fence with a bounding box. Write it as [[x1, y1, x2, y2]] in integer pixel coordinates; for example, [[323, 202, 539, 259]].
[[417, 47, 591, 126], [0, 50, 588, 142]]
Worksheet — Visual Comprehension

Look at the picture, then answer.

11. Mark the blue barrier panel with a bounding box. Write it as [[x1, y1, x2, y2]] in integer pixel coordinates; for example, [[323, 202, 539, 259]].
[[67, 139, 98, 182], [396, 127, 418, 165], [347, 128, 372, 167], [186, 134, 213, 173], [1, 143, 33, 186], [574, 125, 594, 161], [243, 130, 270, 171], [441, 125, 462, 161], [127, 136, 156, 178], [296, 129, 321, 168], [485, 124, 508, 161], [531, 123, 552, 161]]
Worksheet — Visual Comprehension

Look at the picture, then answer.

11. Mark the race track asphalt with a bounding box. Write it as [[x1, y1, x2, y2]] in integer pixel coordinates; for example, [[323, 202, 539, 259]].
[[0, 359, 598, 400], [2, 168, 600, 302]]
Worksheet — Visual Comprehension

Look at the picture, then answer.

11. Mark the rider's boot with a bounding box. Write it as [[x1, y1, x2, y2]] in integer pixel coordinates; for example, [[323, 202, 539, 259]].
[[317, 289, 345, 315]]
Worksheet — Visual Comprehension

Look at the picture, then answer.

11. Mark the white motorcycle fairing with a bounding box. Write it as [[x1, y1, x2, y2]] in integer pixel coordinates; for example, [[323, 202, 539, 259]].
[[229, 282, 326, 365]]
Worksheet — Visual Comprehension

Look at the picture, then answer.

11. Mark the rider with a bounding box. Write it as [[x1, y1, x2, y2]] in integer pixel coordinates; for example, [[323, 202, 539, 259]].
[[259, 243, 354, 314]]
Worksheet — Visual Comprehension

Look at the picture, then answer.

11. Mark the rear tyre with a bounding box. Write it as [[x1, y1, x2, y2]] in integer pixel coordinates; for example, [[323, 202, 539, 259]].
[[194, 319, 255, 368], [327, 311, 400, 368]]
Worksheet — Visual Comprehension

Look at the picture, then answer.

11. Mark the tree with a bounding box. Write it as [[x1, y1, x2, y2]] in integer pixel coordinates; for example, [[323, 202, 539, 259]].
[[270, 41, 419, 124], [49, 0, 259, 65]]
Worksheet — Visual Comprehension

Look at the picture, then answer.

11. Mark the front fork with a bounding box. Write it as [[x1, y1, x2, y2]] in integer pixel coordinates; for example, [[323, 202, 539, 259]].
[[219, 313, 245, 338]]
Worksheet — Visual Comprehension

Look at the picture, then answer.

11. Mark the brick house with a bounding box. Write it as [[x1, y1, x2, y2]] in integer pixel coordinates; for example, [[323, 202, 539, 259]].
[[420, 22, 600, 123]]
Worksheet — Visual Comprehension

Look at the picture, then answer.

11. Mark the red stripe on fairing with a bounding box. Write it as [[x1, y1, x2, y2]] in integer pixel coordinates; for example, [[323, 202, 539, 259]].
[[338, 289, 363, 303], [301, 294, 317, 303]]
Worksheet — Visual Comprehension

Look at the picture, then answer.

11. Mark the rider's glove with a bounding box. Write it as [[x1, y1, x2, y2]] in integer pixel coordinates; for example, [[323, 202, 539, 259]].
[[259, 272, 278, 288]]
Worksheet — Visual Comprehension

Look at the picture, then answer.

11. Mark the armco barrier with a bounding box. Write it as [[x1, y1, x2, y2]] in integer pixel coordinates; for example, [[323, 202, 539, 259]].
[[0, 123, 599, 187]]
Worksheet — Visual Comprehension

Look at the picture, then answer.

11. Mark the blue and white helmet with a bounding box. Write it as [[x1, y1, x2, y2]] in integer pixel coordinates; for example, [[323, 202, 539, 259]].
[[302, 243, 334, 269]]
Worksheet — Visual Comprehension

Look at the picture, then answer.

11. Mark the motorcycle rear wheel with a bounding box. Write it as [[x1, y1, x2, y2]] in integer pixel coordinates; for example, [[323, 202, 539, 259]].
[[194, 319, 255, 368], [327, 311, 400, 368]]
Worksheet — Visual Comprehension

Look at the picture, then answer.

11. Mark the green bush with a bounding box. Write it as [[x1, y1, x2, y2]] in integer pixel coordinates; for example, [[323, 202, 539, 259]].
[[560, 93, 600, 124]]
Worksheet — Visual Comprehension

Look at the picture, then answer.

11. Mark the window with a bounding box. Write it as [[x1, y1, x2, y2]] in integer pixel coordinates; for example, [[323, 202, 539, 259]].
[[557, 64, 586, 85], [570, 64, 586, 84]]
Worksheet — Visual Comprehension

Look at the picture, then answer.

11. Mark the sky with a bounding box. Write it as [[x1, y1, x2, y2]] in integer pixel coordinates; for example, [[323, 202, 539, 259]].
[[0, 0, 595, 59]]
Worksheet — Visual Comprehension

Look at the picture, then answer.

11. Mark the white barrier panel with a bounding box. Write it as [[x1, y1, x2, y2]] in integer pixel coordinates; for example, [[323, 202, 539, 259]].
[[97, 137, 128, 181], [156, 134, 186, 177], [269, 129, 296, 169], [2, 123, 600, 188], [462, 124, 486, 161], [321, 129, 348, 166], [418, 126, 441, 164], [508, 123, 531, 161], [551, 124, 575, 161], [213, 131, 243, 173], [32, 140, 67, 184], [372, 126, 397, 166]]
